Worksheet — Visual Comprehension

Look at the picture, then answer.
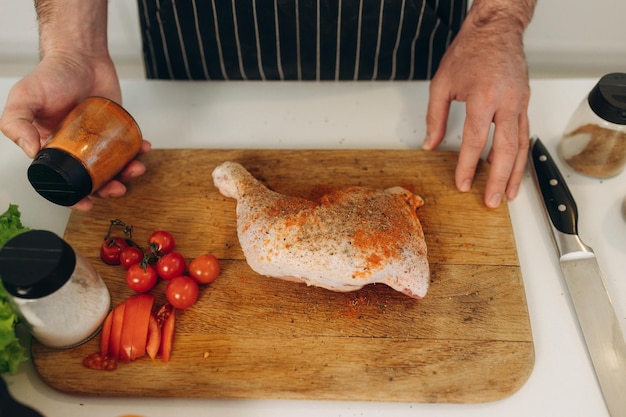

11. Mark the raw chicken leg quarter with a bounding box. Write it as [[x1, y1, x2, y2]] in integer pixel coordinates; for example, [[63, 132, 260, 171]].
[[212, 161, 430, 298]]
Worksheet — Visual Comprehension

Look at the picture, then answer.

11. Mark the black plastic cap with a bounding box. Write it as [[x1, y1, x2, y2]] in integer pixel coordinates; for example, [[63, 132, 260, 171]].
[[0, 230, 76, 299], [588, 73, 626, 125], [27, 148, 93, 206]]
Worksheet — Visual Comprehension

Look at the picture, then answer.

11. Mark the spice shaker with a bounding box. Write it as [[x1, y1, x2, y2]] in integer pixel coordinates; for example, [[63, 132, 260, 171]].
[[27, 96, 143, 206], [0, 230, 110, 349], [557, 73, 626, 178]]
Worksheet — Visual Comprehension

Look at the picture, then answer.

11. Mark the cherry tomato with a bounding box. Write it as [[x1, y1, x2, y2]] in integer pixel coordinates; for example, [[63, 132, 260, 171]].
[[188, 253, 220, 284], [126, 263, 158, 293], [100, 237, 129, 265], [119, 246, 144, 269], [148, 230, 175, 255], [165, 275, 199, 309], [156, 252, 186, 280]]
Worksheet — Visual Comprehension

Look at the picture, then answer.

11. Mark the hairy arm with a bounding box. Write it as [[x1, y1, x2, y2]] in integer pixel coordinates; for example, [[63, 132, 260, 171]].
[[34, 0, 120, 107], [35, 0, 109, 59], [468, 0, 536, 32], [424, 0, 537, 208], [1, 0, 148, 211], [2, 0, 119, 157]]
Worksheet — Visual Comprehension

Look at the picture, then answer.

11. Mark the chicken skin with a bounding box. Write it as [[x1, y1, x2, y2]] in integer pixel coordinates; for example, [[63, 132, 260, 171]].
[[212, 161, 429, 298]]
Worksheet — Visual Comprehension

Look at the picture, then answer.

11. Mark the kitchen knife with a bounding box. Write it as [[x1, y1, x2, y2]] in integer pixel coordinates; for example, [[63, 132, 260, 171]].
[[529, 137, 626, 417]]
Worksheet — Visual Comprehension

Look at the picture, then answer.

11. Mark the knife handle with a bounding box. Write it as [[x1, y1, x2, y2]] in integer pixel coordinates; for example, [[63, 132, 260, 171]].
[[529, 137, 578, 235]]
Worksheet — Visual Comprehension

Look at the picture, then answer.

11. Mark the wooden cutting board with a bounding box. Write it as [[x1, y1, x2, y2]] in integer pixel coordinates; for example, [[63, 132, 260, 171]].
[[31, 149, 534, 403]]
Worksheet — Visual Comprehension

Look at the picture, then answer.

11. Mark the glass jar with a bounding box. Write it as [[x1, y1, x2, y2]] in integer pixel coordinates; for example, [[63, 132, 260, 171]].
[[557, 73, 626, 178], [0, 230, 111, 349], [27, 96, 143, 206]]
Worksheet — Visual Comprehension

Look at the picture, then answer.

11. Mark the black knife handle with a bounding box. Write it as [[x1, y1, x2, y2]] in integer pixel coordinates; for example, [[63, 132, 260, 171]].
[[530, 137, 578, 235]]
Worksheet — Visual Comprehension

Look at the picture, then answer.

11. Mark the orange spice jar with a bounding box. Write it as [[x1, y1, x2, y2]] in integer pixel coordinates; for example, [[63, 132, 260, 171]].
[[27, 97, 143, 206], [557, 73, 626, 178]]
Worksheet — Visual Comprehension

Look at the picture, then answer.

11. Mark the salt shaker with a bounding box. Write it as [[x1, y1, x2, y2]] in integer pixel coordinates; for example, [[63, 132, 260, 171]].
[[0, 230, 110, 349], [557, 72, 626, 178]]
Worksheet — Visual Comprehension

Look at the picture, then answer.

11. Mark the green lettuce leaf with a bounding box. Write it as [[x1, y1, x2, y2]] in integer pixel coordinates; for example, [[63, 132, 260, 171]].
[[0, 204, 30, 374], [0, 204, 29, 247]]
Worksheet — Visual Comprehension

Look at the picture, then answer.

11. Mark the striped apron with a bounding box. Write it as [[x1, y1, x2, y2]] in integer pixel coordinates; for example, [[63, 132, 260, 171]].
[[137, 0, 467, 80]]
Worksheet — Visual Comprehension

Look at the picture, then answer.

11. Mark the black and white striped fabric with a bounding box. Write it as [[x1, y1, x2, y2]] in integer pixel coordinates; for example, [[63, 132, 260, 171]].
[[137, 0, 467, 80]]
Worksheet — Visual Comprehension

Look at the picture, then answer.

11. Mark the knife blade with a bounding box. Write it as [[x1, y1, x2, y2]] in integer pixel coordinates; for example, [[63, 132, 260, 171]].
[[529, 137, 626, 417]]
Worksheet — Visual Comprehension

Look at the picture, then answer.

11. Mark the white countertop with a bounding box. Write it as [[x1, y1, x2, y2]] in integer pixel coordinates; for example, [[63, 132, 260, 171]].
[[1, 78, 625, 417]]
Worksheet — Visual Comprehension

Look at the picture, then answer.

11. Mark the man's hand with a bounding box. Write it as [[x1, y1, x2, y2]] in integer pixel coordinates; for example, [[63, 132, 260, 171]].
[[1, 52, 123, 158], [0, 53, 150, 212], [0, 0, 150, 211], [423, 0, 536, 208]]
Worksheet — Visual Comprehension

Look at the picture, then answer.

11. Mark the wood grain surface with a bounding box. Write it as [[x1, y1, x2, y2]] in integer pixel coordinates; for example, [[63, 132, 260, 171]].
[[31, 149, 534, 403]]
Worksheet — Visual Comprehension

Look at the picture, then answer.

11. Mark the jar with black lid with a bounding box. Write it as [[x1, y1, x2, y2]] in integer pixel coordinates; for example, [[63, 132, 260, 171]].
[[27, 97, 143, 206], [557, 72, 626, 178], [0, 230, 110, 349]]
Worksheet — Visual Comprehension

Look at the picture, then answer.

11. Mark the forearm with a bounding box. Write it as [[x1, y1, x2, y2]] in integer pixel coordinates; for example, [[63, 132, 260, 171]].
[[467, 0, 536, 35], [35, 0, 109, 58]]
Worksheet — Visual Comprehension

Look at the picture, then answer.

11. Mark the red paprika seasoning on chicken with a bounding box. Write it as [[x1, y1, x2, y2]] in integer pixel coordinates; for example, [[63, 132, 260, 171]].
[[27, 97, 143, 206]]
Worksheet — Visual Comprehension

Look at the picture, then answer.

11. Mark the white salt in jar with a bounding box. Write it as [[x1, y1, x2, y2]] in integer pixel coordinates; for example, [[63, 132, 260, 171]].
[[0, 230, 110, 349]]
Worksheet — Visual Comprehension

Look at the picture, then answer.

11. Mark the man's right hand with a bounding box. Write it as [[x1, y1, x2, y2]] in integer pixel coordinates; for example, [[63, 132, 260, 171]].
[[0, 51, 123, 158], [0, 52, 150, 211]]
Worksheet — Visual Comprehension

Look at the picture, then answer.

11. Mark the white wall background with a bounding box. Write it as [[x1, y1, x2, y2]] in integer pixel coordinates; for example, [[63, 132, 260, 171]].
[[0, 0, 144, 77], [0, 0, 625, 79]]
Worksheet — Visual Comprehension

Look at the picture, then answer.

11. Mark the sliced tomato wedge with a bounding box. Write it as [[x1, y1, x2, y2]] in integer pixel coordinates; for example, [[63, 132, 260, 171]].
[[119, 296, 139, 362], [154, 302, 174, 328], [109, 302, 126, 361], [99, 310, 113, 357], [130, 294, 154, 360], [89, 298, 177, 368], [119, 294, 155, 362], [160, 309, 176, 363], [146, 313, 161, 360]]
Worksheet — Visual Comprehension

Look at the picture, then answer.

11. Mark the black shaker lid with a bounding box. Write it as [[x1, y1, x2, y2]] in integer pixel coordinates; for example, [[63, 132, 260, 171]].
[[0, 230, 76, 299], [27, 148, 93, 206], [588, 73, 626, 125]]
